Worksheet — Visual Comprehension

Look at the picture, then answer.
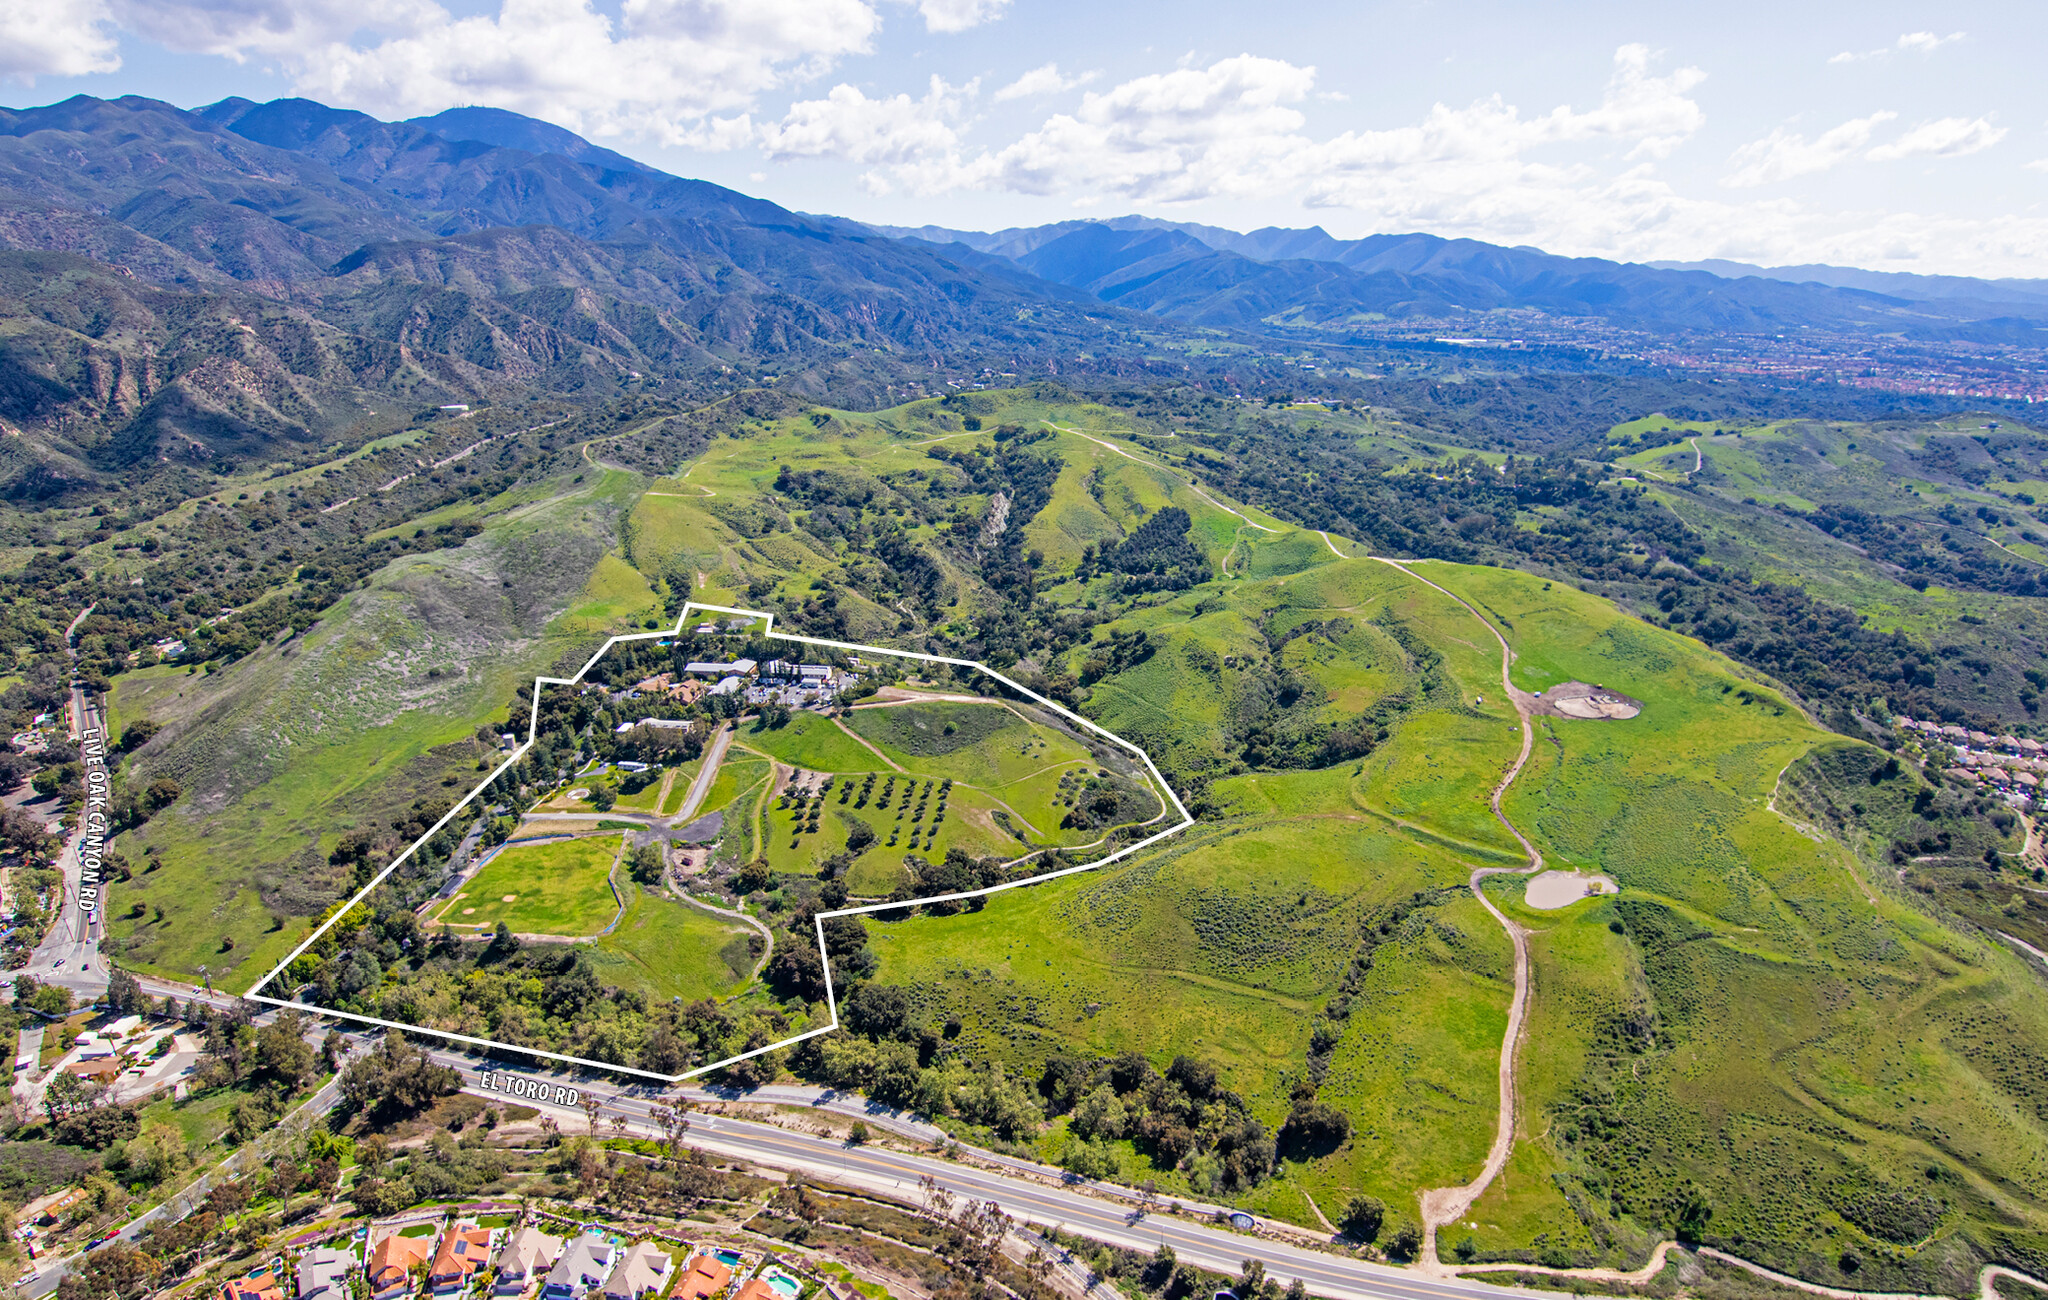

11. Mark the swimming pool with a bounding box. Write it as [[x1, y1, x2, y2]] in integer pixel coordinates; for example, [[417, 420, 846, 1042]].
[[766, 1276, 800, 1298], [714, 1252, 742, 1268]]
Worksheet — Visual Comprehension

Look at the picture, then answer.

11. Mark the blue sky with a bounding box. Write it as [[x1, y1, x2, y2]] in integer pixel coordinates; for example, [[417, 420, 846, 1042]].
[[7, 0, 2048, 276]]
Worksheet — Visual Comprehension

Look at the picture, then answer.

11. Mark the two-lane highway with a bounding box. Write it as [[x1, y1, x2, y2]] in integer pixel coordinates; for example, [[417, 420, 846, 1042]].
[[437, 1052, 1539, 1300], [20, 684, 109, 999]]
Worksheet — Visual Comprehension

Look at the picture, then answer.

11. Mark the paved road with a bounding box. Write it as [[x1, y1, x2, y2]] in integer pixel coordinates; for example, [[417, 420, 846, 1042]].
[[18, 1031, 366, 1299], [672, 723, 734, 825], [20, 1025, 1537, 1300], [20, 685, 108, 999], [443, 1054, 1538, 1300]]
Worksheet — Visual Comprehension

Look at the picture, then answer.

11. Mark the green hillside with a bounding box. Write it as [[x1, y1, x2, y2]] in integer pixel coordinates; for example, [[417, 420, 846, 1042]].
[[64, 383, 2048, 1295]]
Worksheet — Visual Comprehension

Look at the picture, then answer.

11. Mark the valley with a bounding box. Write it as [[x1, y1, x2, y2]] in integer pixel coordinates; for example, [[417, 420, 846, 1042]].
[[9, 90, 2048, 1300]]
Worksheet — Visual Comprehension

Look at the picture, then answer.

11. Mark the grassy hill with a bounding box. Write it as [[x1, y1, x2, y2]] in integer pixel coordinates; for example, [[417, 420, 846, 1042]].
[[860, 553, 2048, 1286], [102, 465, 647, 985], [77, 383, 2048, 1292]]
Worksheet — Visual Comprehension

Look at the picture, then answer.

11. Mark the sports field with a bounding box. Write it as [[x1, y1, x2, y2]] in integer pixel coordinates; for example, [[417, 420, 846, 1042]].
[[435, 834, 625, 936]]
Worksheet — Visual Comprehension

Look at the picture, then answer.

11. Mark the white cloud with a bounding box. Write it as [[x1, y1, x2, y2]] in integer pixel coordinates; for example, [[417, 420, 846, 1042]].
[[759, 75, 970, 166], [993, 61, 1091, 101], [0, 0, 121, 82], [1722, 111, 1896, 187], [866, 44, 1717, 258], [899, 0, 1007, 33], [949, 54, 1320, 201], [1896, 30, 1964, 54], [1831, 30, 1964, 63], [86, 0, 881, 143], [102, 0, 437, 62], [1866, 115, 2006, 161], [1311, 43, 1706, 177]]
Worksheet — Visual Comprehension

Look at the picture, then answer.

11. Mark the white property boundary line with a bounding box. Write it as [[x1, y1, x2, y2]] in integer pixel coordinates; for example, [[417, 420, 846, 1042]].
[[246, 601, 1195, 1083]]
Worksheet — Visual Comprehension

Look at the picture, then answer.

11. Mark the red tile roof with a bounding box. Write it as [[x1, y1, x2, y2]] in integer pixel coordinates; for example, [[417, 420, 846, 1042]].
[[431, 1227, 495, 1286], [370, 1233, 435, 1291], [219, 1272, 286, 1300], [672, 1258, 732, 1300]]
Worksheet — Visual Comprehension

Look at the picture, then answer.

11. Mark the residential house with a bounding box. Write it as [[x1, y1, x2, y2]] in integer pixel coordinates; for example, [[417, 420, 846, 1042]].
[[219, 1271, 286, 1300], [495, 1227, 564, 1297], [541, 1233, 617, 1300], [730, 1279, 778, 1300], [429, 1224, 496, 1295], [599, 1242, 673, 1300], [670, 1255, 731, 1300], [298, 1247, 357, 1300], [368, 1231, 436, 1300]]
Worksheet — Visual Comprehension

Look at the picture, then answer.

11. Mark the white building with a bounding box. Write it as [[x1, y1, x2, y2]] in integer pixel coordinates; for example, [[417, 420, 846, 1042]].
[[541, 1233, 616, 1300], [296, 1246, 355, 1300], [598, 1243, 672, 1300], [494, 1226, 563, 1297]]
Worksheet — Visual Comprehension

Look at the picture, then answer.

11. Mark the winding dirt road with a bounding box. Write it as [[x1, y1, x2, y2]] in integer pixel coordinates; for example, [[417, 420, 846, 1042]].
[[1373, 559, 1545, 1270]]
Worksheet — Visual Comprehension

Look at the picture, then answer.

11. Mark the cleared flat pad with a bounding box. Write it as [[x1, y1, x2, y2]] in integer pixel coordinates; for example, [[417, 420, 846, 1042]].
[[1530, 681, 1642, 720], [1525, 869, 1619, 909], [434, 833, 623, 935]]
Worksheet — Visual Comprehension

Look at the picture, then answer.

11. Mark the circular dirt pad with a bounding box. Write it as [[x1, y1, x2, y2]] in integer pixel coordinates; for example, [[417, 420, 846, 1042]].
[[1526, 870, 1619, 909], [1532, 681, 1643, 720]]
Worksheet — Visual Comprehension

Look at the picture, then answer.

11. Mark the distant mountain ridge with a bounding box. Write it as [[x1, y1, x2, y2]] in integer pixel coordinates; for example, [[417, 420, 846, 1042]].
[[3, 90, 2042, 499], [877, 216, 2048, 339], [1645, 257, 2048, 308], [402, 105, 659, 177], [0, 93, 1142, 489]]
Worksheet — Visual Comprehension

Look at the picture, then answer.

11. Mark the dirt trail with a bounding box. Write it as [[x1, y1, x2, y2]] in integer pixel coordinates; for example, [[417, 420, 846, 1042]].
[[1373, 558, 1543, 1271], [1457, 1239, 1681, 1285], [1701, 1247, 2048, 1300], [831, 715, 906, 771], [1042, 420, 1278, 532]]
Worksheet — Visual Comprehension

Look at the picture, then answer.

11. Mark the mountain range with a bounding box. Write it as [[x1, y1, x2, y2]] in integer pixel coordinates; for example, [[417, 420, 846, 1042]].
[[877, 215, 2048, 339], [0, 94, 1132, 491], [3, 92, 2046, 498]]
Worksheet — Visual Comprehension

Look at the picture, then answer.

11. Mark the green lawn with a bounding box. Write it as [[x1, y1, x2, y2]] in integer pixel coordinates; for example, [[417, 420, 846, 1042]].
[[590, 886, 757, 1002], [435, 834, 625, 936], [736, 712, 887, 773], [700, 757, 769, 821], [846, 700, 1095, 789]]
